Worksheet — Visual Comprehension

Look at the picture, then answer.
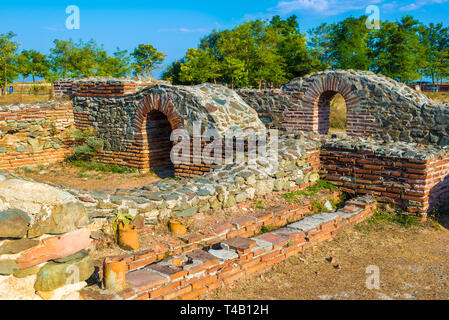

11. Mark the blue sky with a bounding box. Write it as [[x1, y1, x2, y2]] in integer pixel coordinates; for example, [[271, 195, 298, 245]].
[[1, 0, 449, 79]]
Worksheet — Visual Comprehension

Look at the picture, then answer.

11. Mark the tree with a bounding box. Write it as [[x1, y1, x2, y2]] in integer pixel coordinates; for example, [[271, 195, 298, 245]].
[[0, 31, 20, 94], [327, 16, 373, 70], [162, 59, 185, 85], [419, 23, 449, 84], [222, 57, 245, 89], [307, 23, 333, 70], [131, 44, 166, 77], [371, 16, 423, 83], [179, 48, 221, 84], [97, 48, 131, 77], [18, 49, 50, 82], [49, 39, 76, 78], [270, 15, 321, 78], [251, 24, 287, 88]]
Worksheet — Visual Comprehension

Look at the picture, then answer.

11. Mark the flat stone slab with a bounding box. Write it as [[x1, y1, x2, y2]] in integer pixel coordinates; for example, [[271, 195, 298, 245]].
[[253, 232, 288, 246], [126, 269, 167, 291], [221, 237, 257, 251], [186, 250, 220, 264], [288, 213, 339, 232], [251, 238, 273, 250], [230, 216, 257, 228], [335, 206, 363, 219], [208, 249, 238, 261], [147, 264, 186, 280], [16, 229, 92, 269], [272, 228, 305, 241]]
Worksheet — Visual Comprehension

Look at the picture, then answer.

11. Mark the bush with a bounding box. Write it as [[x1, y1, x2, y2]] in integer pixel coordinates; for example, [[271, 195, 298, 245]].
[[67, 128, 104, 161]]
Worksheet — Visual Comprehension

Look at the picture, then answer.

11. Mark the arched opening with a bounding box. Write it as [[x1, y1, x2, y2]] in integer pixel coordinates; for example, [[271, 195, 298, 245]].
[[317, 91, 347, 135], [146, 110, 174, 177]]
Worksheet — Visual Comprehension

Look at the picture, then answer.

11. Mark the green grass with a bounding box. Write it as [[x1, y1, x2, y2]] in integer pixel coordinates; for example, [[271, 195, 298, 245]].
[[254, 200, 267, 209], [355, 210, 421, 233], [281, 179, 336, 203], [20, 166, 33, 174], [67, 159, 136, 174]]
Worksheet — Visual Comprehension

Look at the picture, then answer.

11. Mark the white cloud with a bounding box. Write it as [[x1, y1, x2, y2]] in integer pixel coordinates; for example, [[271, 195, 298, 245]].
[[43, 26, 65, 32], [157, 27, 209, 33], [275, 0, 383, 16], [399, 0, 449, 11]]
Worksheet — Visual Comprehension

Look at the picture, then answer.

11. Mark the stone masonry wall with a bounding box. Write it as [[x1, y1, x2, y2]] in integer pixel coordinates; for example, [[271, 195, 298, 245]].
[[320, 137, 449, 215], [73, 83, 266, 176], [0, 103, 75, 169], [0, 171, 96, 300], [239, 70, 449, 147]]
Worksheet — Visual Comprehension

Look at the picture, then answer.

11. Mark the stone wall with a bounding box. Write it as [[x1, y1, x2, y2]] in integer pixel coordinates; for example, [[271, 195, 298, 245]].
[[73, 82, 267, 176], [54, 77, 165, 98], [320, 137, 449, 215], [0, 171, 95, 300], [80, 196, 377, 301], [0, 103, 75, 169], [236, 89, 303, 131], [239, 70, 449, 147]]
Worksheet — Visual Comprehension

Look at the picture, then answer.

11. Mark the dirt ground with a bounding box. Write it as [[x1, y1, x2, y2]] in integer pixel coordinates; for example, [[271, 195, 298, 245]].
[[11, 162, 161, 191], [206, 213, 449, 300]]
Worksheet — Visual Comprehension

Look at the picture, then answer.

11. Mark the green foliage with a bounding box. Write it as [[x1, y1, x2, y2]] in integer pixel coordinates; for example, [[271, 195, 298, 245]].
[[355, 210, 421, 233], [179, 48, 221, 84], [311, 200, 333, 214], [261, 225, 279, 233], [0, 31, 20, 93], [131, 44, 166, 77], [18, 49, 50, 82], [161, 59, 185, 84], [112, 211, 134, 233], [281, 179, 336, 203], [66, 128, 104, 161], [253, 200, 267, 209], [68, 159, 136, 174], [370, 15, 423, 83]]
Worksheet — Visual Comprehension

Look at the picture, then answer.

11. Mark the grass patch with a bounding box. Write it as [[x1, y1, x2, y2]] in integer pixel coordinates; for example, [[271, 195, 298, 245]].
[[67, 159, 136, 174], [355, 210, 421, 233], [253, 200, 267, 210], [281, 179, 336, 203], [329, 93, 347, 130], [20, 166, 34, 174]]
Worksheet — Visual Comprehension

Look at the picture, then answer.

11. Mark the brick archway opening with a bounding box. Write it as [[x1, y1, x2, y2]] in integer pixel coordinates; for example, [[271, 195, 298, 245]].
[[329, 93, 347, 135], [317, 91, 345, 134], [146, 110, 174, 177]]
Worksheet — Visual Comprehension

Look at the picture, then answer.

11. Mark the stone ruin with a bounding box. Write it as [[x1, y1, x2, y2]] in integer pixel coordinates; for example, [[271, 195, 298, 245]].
[[0, 69, 448, 299]]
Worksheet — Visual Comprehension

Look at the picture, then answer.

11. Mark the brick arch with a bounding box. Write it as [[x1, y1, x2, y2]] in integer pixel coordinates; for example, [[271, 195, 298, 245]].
[[132, 93, 184, 173], [300, 75, 374, 136], [133, 93, 184, 132]]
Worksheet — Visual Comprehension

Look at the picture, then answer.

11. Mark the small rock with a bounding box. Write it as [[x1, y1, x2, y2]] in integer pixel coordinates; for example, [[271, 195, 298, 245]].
[[0, 260, 20, 275], [0, 209, 30, 238], [0, 239, 39, 255], [34, 255, 94, 292]]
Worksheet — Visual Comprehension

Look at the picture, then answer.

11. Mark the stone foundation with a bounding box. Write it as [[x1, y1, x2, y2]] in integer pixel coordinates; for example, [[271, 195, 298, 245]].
[[0, 103, 75, 168], [321, 138, 449, 215]]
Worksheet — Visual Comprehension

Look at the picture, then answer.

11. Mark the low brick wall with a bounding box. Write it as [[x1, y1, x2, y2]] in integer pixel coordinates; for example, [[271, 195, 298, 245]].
[[0, 103, 75, 168], [54, 78, 156, 98], [80, 196, 376, 300], [320, 139, 449, 216]]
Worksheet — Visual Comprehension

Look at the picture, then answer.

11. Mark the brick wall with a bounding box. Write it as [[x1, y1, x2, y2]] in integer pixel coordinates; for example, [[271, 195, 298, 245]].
[[320, 145, 449, 216], [238, 88, 376, 137], [0, 103, 75, 168], [81, 196, 377, 300]]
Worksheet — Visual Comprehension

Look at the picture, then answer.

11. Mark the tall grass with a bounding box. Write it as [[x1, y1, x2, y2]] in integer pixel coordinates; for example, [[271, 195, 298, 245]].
[[329, 93, 347, 130]]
